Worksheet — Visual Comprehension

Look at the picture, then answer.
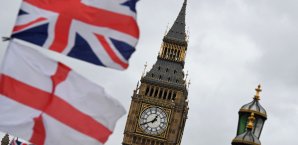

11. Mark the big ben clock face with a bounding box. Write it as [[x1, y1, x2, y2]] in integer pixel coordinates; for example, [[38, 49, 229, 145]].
[[139, 107, 168, 135]]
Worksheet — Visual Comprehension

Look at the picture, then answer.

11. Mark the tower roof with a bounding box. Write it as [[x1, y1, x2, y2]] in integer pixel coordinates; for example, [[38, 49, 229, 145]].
[[164, 0, 187, 45], [141, 0, 188, 92], [240, 85, 267, 118]]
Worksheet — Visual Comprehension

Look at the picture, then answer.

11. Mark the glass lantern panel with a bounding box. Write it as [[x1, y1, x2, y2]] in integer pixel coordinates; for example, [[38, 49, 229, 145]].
[[237, 113, 249, 135], [253, 118, 264, 138]]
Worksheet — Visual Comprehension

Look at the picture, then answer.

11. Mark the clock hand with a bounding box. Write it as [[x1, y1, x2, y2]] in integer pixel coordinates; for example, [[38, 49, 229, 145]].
[[150, 115, 158, 123], [141, 115, 158, 125], [140, 121, 150, 125]]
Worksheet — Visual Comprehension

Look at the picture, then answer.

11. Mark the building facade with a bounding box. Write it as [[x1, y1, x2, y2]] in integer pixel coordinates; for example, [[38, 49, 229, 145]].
[[122, 0, 189, 145]]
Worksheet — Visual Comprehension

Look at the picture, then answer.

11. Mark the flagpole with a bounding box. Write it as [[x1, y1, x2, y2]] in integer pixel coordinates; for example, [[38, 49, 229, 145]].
[[2, 37, 11, 42], [9, 137, 15, 145]]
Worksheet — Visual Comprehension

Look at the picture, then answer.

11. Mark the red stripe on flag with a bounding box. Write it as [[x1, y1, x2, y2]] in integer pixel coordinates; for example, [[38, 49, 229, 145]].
[[80, 4, 139, 38], [49, 16, 72, 53], [45, 95, 112, 143], [24, 0, 139, 38], [48, 63, 112, 142], [0, 74, 112, 143], [96, 34, 129, 69], [0, 74, 51, 110], [30, 115, 46, 145], [51, 63, 71, 88], [13, 17, 46, 33]]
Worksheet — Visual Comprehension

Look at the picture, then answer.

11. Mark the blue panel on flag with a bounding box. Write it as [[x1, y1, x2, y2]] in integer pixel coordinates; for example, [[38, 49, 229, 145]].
[[110, 38, 135, 60], [68, 33, 105, 66], [121, 0, 137, 12], [18, 10, 28, 16], [12, 24, 49, 46]]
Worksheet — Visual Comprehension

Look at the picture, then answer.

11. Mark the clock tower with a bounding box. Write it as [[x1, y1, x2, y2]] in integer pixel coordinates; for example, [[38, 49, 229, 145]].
[[122, 0, 189, 145]]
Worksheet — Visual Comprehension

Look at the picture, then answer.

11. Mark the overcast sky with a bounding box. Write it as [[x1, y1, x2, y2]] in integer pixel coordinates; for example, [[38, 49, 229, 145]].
[[1, 0, 298, 144]]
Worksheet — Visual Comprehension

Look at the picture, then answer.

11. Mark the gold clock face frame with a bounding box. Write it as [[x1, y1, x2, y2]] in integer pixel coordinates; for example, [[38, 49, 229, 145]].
[[139, 107, 168, 135]]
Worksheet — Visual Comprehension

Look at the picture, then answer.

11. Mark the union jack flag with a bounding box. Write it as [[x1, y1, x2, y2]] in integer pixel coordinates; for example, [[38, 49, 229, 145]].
[[10, 138, 29, 145], [12, 0, 139, 70]]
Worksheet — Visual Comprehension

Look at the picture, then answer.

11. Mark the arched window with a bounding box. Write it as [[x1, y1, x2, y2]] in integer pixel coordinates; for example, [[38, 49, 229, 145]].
[[132, 136, 136, 143], [163, 90, 168, 100], [168, 91, 172, 100], [173, 92, 177, 100], [145, 86, 149, 96], [151, 140, 155, 145], [154, 87, 158, 97], [159, 88, 163, 98], [149, 87, 154, 97], [165, 47, 169, 58]]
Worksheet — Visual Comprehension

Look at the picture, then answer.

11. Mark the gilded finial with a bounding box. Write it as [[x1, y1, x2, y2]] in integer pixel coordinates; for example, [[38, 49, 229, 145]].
[[186, 27, 190, 41], [136, 81, 139, 90], [247, 113, 255, 129], [164, 23, 170, 36], [254, 84, 262, 100], [187, 79, 191, 89], [142, 62, 148, 77], [185, 71, 189, 80]]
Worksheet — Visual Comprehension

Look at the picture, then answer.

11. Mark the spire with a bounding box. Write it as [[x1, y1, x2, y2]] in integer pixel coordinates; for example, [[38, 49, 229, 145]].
[[142, 0, 189, 91], [164, 0, 187, 44]]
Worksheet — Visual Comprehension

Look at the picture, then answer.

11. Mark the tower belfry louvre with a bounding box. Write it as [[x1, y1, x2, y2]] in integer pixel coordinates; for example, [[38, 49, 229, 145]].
[[122, 0, 189, 145]]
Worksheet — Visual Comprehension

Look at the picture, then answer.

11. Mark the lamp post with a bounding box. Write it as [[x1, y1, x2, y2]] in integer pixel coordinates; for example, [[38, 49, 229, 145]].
[[237, 85, 267, 138]]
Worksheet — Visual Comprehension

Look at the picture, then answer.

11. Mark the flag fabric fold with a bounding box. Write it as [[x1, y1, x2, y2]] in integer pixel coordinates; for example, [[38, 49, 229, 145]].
[[12, 0, 140, 70], [0, 40, 126, 145]]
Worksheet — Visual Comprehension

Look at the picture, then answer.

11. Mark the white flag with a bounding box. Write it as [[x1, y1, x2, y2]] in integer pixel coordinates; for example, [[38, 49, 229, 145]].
[[0, 40, 125, 145]]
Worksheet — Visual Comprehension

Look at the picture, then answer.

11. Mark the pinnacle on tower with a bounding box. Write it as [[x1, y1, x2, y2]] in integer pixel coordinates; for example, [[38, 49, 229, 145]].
[[164, 0, 187, 45], [1, 134, 10, 145]]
